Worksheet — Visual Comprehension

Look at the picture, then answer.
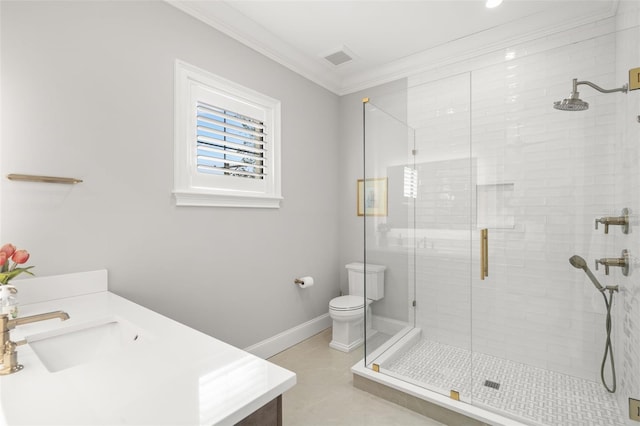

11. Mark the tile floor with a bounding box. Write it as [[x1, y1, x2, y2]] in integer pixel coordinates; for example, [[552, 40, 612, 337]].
[[385, 338, 625, 426], [269, 328, 444, 426]]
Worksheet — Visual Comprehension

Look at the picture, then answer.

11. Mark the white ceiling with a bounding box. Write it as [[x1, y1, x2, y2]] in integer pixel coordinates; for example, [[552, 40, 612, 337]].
[[167, 0, 618, 95]]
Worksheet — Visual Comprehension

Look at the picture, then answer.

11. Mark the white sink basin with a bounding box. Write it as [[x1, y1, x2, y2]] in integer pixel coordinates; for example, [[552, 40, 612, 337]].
[[27, 317, 144, 372]]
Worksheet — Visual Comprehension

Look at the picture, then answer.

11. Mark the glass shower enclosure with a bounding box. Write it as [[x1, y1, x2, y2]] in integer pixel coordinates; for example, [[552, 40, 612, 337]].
[[361, 26, 636, 426]]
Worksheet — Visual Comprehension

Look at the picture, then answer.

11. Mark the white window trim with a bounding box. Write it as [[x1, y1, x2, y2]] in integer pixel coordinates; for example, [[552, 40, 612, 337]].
[[173, 60, 282, 208]]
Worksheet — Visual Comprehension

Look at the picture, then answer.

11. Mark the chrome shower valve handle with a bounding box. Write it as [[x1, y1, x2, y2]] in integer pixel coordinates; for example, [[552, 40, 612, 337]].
[[594, 218, 609, 234], [594, 208, 630, 234], [595, 249, 630, 276]]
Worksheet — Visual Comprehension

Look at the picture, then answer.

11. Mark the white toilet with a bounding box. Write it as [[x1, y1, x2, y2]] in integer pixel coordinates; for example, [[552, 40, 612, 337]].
[[329, 262, 386, 352]]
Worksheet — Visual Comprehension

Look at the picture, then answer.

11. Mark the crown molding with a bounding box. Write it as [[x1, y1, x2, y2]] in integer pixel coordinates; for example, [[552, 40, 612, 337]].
[[338, 2, 619, 95], [167, 1, 618, 97], [167, 0, 342, 94]]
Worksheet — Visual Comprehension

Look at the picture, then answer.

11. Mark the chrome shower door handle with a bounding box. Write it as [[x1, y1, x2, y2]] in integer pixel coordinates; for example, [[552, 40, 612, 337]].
[[480, 229, 489, 280]]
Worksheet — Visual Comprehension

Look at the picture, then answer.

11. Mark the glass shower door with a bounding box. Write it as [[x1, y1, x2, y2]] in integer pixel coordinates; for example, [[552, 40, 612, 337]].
[[468, 34, 627, 425], [408, 73, 474, 402], [362, 97, 418, 365], [363, 72, 475, 403]]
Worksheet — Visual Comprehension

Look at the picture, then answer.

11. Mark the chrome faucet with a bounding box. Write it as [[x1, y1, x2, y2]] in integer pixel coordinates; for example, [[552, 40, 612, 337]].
[[0, 311, 69, 375], [595, 249, 630, 276]]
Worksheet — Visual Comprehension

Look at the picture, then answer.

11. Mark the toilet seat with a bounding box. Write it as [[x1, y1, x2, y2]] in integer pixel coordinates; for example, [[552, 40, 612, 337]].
[[329, 295, 370, 311]]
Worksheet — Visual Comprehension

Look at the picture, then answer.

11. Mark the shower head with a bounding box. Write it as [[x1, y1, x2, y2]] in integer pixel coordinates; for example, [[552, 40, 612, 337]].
[[554, 78, 628, 112], [569, 255, 605, 291], [553, 93, 589, 111]]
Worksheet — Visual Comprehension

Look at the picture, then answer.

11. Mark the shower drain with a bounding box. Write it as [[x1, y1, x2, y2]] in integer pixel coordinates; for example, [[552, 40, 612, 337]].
[[484, 380, 501, 390]]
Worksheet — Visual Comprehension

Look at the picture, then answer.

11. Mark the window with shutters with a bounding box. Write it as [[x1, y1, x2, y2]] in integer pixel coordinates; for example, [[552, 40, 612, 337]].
[[173, 60, 282, 208]]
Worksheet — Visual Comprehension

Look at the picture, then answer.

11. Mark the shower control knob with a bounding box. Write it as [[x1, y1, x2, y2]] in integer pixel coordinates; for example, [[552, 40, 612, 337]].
[[594, 219, 609, 234], [594, 260, 610, 275], [594, 208, 630, 234], [595, 250, 630, 276]]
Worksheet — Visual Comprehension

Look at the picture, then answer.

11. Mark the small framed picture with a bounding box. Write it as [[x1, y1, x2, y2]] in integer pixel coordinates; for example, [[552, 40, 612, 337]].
[[357, 178, 388, 216]]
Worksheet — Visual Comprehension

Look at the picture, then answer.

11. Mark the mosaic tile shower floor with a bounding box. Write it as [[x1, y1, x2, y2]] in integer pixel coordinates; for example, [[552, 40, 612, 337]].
[[384, 339, 625, 426]]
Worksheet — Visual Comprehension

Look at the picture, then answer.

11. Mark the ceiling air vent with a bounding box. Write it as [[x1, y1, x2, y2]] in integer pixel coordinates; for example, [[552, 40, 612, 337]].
[[324, 49, 353, 66]]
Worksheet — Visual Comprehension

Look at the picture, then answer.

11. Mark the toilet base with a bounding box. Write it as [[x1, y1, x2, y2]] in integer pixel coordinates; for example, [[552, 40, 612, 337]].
[[329, 317, 378, 353], [329, 337, 363, 353]]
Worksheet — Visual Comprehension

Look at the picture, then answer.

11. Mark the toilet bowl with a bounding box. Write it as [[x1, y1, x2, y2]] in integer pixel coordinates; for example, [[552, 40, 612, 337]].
[[329, 263, 385, 353], [328, 296, 368, 352]]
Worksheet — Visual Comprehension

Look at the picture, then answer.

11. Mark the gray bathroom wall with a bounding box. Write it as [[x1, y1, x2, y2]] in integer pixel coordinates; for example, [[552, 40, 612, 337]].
[[0, 1, 340, 349]]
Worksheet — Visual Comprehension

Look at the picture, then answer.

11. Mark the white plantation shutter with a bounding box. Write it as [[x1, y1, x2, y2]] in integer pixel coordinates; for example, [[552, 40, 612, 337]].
[[174, 60, 282, 208], [196, 102, 266, 180]]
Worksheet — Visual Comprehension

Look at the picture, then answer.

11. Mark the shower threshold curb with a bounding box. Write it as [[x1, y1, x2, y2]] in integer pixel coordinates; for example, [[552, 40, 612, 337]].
[[352, 360, 528, 426]]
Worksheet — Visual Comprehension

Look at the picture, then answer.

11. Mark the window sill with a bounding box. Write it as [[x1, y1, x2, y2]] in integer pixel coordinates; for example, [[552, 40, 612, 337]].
[[173, 190, 282, 208]]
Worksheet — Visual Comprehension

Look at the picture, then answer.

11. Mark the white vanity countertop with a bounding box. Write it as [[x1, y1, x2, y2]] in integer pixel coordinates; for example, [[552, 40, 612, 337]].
[[0, 277, 296, 425]]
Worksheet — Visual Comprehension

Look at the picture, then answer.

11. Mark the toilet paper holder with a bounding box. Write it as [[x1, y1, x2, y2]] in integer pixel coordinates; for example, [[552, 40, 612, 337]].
[[294, 276, 314, 288]]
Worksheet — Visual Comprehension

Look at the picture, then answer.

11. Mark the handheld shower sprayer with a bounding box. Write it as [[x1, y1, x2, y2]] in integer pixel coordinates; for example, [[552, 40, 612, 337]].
[[554, 78, 628, 111], [569, 255, 604, 292], [568, 254, 619, 393]]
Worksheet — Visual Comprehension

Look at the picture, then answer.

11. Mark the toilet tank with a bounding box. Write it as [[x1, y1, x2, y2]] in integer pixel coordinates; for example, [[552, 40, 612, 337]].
[[345, 263, 386, 300]]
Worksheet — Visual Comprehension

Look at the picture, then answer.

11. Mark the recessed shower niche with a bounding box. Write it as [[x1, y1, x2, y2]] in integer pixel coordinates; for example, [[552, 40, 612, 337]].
[[476, 183, 515, 229]]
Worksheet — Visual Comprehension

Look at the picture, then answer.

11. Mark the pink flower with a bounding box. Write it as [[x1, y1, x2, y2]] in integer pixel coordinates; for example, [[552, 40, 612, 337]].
[[0, 243, 34, 284], [0, 244, 16, 258], [11, 250, 29, 265]]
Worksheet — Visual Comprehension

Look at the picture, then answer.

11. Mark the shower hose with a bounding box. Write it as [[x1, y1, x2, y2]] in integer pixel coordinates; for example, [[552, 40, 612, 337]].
[[600, 287, 616, 393]]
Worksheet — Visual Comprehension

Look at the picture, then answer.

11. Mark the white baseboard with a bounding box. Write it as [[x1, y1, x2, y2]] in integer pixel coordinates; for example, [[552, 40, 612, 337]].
[[244, 313, 332, 359], [371, 314, 408, 336]]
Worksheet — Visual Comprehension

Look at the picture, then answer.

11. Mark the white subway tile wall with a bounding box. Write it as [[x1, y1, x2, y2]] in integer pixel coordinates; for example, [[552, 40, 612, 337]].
[[470, 30, 618, 382], [407, 28, 619, 382]]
